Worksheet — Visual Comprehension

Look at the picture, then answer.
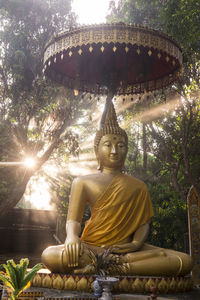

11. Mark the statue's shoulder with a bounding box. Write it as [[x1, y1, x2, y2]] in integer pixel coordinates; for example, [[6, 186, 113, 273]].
[[72, 173, 100, 185], [122, 173, 148, 190]]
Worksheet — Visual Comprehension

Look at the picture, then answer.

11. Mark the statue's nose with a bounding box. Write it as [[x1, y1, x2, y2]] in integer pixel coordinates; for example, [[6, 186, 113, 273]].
[[111, 144, 117, 154]]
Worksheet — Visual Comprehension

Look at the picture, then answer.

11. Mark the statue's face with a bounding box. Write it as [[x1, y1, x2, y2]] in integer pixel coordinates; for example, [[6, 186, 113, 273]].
[[96, 134, 128, 171]]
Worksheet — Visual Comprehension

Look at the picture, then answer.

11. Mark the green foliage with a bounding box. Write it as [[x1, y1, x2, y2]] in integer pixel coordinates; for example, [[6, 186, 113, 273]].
[[158, 0, 200, 54], [148, 181, 188, 251], [148, 97, 200, 198], [107, 0, 164, 27], [0, 258, 42, 299]]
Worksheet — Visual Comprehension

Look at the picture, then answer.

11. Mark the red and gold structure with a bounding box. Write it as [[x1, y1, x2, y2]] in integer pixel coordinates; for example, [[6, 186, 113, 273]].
[[43, 23, 182, 96]]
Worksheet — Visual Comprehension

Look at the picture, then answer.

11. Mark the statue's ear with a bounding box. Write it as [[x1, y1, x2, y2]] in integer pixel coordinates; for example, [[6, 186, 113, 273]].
[[94, 145, 98, 159], [94, 146, 101, 171]]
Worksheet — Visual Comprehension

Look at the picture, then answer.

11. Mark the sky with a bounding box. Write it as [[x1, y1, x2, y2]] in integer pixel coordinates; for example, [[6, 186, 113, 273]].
[[72, 0, 112, 24]]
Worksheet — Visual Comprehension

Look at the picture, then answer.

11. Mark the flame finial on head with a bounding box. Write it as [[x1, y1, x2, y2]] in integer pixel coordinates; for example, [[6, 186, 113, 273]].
[[94, 100, 128, 148]]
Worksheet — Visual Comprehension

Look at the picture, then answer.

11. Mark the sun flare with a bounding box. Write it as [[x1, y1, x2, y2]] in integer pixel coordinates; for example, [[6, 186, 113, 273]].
[[24, 157, 36, 168]]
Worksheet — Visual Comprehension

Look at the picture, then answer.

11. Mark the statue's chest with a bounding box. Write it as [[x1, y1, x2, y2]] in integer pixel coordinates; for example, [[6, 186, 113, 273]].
[[86, 176, 114, 206]]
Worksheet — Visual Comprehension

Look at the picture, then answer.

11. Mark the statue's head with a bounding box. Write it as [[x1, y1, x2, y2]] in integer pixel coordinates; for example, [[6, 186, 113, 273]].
[[94, 101, 128, 172]]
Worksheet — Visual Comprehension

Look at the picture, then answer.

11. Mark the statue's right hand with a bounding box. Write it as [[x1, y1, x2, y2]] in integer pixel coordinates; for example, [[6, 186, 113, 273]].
[[64, 236, 83, 267]]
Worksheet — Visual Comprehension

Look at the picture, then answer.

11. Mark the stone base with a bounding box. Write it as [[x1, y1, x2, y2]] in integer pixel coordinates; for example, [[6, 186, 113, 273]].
[[1, 287, 178, 300], [30, 269, 193, 294], [1, 288, 44, 300]]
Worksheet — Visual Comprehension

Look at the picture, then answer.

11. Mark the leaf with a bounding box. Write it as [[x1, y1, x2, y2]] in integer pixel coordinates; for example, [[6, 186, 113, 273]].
[[14, 264, 21, 291], [17, 259, 29, 289], [21, 263, 42, 289], [0, 273, 14, 291], [6, 260, 18, 290], [2, 263, 15, 289]]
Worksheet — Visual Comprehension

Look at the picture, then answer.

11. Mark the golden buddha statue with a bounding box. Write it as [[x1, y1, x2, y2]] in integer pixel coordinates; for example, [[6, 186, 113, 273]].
[[42, 101, 192, 276]]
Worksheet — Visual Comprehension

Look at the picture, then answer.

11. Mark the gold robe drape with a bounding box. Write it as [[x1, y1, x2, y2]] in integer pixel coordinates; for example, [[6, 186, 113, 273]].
[[81, 174, 154, 246]]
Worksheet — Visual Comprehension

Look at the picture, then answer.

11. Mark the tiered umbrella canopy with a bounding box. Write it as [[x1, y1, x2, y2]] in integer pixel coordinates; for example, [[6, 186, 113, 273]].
[[43, 23, 182, 96]]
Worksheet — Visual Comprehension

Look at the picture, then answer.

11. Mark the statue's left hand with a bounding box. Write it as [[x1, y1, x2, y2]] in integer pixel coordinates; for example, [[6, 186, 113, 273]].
[[105, 242, 140, 254], [65, 220, 83, 267], [65, 236, 84, 267]]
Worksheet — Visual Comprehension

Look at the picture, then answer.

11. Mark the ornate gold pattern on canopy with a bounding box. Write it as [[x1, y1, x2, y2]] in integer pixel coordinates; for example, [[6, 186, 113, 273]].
[[43, 23, 182, 95]]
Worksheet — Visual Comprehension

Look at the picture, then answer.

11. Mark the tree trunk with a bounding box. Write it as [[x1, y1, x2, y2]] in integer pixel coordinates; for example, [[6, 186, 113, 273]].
[[0, 133, 63, 218], [142, 122, 147, 174], [0, 172, 33, 219]]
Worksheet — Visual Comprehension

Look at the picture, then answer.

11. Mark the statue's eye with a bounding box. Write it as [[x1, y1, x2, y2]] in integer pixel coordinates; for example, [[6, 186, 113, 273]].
[[104, 142, 111, 147], [118, 143, 125, 148]]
